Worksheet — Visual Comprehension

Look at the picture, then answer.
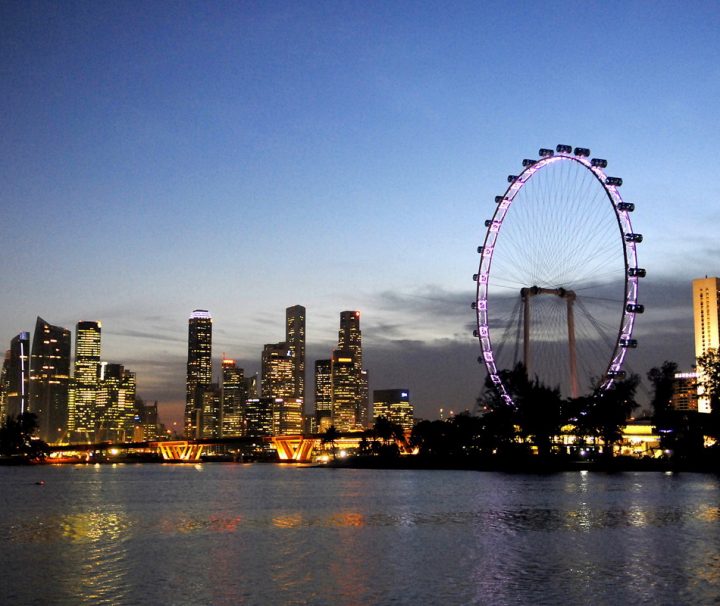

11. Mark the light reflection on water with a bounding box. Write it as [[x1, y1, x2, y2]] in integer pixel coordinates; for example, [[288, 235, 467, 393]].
[[1, 466, 719, 605]]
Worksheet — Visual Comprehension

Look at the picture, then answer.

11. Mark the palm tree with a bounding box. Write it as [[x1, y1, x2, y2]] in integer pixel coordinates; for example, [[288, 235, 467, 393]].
[[321, 425, 339, 460]]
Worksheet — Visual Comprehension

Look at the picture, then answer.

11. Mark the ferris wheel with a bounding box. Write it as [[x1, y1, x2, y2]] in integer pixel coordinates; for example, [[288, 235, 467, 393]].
[[473, 145, 644, 404]]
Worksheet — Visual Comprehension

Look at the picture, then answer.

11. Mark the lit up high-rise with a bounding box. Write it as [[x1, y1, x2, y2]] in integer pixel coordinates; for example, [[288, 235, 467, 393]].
[[262, 342, 294, 400], [221, 358, 245, 437], [5, 332, 30, 419], [185, 310, 213, 439], [373, 389, 414, 432], [331, 311, 368, 430], [286, 305, 306, 402], [70, 321, 101, 438], [96, 363, 136, 442], [29, 317, 71, 443], [314, 359, 332, 430], [692, 277, 720, 413]]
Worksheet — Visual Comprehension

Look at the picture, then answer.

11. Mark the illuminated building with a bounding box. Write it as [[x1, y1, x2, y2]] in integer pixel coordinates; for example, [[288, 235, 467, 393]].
[[286, 305, 306, 402], [29, 317, 71, 444], [201, 384, 221, 439], [70, 321, 101, 439], [133, 399, 159, 441], [314, 359, 332, 430], [244, 374, 258, 399], [4, 331, 30, 419], [0, 351, 9, 420], [96, 363, 136, 442], [261, 306, 306, 422], [272, 397, 303, 435], [262, 342, 294, 399], [372, 389, 414, 432], [671, 372, 699, 412], [331, 351, 356, 431], [245, 397, 274, 437], [185, 310, 212, 439], [221, 358, 245, 436], [693, 277, 720, 413], [330, 311, 369, 430]]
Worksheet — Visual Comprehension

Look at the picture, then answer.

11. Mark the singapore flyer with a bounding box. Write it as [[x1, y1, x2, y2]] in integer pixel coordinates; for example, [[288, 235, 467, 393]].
[[474, 145, 644, 404]]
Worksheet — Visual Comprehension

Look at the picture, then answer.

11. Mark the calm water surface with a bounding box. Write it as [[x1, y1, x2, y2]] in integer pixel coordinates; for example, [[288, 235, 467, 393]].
[[1, 464, 719, 605]]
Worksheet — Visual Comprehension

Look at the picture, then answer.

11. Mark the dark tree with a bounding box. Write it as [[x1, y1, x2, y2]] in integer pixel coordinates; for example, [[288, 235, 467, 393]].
[[514, 379, 564, 457], [647, 361, 678, 429], [585, 375, 640, 459], [321, 425, 339, 460], [0, 412, 48, 461]]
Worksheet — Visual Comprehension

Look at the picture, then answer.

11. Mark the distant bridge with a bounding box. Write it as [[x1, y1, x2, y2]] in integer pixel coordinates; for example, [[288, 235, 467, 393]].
[[48, 431, 376, 463]]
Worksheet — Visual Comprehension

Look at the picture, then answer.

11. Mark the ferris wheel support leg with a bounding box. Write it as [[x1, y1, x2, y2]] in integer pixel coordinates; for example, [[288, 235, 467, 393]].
[[522, 290, 531, 378], [566, 297, 579, 399]]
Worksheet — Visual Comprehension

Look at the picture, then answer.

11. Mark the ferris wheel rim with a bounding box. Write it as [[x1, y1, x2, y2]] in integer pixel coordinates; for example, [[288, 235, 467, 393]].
[[474, 148, 642, 405]]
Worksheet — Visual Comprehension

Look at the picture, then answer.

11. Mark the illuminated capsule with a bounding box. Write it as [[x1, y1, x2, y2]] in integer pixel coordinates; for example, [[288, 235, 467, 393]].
[[625, 233, 643, 243], [619, 338, 638, 348], [628, 267, 647, 278], [626, 303, 645, 313]]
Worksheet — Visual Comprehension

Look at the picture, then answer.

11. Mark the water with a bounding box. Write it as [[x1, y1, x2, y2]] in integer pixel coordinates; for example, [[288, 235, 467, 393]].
[[1, 464, 719, 605]]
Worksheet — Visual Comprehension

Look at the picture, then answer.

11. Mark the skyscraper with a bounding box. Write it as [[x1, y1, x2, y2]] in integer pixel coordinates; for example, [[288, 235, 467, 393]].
[[373, 389, 414, 432], [96, 362, 136, 442], [5, 332, 30, 419], [221, 358, 245, 437], [314, 359, 332, 430], [0, 351, 9, 420], [692, 277, 720, 413], [185, 310, 212, 439], [70, 321, 101, 438], [261, 342, 294, 399], [286, 305, 306, 402], [330, 311, 368, 430], [331, 351, 356, 431], [200, 384, 221, 439], [29, 317, 71, 444]]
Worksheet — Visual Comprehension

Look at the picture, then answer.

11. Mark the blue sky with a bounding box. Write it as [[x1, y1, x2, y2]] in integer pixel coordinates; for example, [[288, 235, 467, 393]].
[[2, 1, 719, 426]]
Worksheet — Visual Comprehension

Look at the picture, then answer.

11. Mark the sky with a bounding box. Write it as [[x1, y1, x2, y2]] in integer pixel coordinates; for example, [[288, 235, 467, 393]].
[[2, 1, 719, 427]]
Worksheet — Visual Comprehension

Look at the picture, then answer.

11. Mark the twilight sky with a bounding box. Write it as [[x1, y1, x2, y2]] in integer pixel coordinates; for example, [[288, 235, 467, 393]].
[[2, 1, 719, 427]]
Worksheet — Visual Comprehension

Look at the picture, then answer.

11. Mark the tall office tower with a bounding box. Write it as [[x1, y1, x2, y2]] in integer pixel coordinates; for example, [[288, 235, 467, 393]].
[[244, 374, 259, 399], [272, 398, 303, 435], [671, 372, 699, 412], [331, 351, 356, 431], [5, 332, 30, 419], [286, 305, 306, 403], [71, 321, 101, 438], [245, 397, 274, 437], [261, 342, 294, 399], [331, 311, 368, 429], [0, 350, 9, 420], [692, 277, 720, 413], [95, 363, 136, 442], [185, 310, 212, 439], [133, 399, 159, 441], [29, 317, 71, 443], [221, 358, 246, 437], [373, 389, 414, 432], [314, 359, 332, 430], [338, 311, 362, 368], [200, 384, 221, 439]]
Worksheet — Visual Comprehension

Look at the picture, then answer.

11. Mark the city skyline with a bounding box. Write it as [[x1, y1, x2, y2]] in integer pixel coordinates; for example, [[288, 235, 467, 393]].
[[2, 3, 719, 425]]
